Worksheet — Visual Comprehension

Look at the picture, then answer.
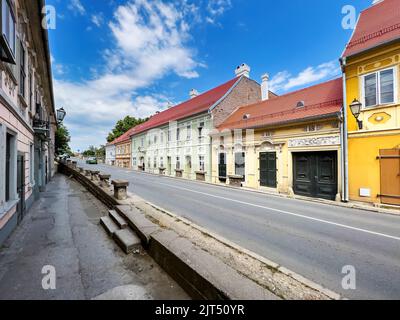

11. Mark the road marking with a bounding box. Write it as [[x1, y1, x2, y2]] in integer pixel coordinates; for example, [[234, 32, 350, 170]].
[[156, 181, 400, 242]]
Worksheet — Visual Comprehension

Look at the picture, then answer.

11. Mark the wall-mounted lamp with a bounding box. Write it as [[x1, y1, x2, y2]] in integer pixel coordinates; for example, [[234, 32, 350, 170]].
[[349, 99, 363, 130], [56, 107, 66, 123]]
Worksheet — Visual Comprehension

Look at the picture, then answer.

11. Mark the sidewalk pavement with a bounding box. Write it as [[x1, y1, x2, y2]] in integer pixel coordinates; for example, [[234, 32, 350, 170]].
[[0, 174, 188, 300]]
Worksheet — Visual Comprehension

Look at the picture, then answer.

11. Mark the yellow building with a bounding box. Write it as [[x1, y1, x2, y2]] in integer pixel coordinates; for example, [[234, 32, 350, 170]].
[[341, 0, 400, 206], [213, 79, 344, 201], [113, 128, 134, 169]]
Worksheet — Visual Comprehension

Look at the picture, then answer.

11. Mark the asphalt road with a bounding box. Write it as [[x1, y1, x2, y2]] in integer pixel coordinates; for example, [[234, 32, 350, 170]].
[[78, 160, 400, 300]]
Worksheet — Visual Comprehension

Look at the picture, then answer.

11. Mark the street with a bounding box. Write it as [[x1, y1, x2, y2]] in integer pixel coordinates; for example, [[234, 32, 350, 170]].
[[78, 160, 400, 300]]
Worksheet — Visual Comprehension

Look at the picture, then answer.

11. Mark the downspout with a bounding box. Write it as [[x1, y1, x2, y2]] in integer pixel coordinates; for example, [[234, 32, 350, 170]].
[[340, 57, 349, 202]]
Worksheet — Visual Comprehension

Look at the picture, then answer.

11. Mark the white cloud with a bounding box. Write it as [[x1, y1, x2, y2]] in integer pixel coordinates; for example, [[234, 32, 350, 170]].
[[55, 0, 204, 151], [206, 0, 232, 24], [269, 60, 341, 93], [91, 13, 104, 27], [68, 0, 86, 15]]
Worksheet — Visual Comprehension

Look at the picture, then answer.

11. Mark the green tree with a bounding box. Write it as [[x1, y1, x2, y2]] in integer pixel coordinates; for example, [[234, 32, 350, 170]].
[[82, 146, 96, 157], [95, 145, 106, 159], [55, 124, 72, 156], [107, 116, 148, 143]]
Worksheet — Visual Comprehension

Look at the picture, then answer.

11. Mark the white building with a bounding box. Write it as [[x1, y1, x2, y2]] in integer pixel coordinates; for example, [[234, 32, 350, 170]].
[[131, 65, 271, 183], [105, 143, 116, 166]]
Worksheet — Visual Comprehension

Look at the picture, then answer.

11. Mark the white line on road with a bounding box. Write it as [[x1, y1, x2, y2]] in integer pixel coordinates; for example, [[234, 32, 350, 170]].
[[156, 181, 400, 242]]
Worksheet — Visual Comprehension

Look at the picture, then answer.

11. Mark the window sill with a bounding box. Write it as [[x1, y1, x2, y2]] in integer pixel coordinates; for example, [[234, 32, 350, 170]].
[[362, 102, 399, 111]]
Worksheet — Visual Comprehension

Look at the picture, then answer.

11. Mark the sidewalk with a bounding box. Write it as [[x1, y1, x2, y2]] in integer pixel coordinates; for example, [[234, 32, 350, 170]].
[[0, 174, 188, 300]]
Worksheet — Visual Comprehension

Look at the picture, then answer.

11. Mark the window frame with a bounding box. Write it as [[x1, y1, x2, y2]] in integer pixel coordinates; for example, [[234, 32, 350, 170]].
[[199, 155, 205, 172], [19, 40, 26, 98], [0, 0, 16, 64], [361, 66, 398, 109]]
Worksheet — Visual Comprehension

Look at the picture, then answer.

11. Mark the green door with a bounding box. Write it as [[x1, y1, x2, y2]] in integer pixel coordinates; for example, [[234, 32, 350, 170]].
[[260, 152, 277, 188]]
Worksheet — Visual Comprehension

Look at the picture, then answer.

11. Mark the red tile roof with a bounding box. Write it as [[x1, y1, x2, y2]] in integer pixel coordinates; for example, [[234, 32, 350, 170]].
[[218, 78, 343, 131], [112, 127, 136, 145], [130, 77, 241, 136], [343, 0, 400, 57]]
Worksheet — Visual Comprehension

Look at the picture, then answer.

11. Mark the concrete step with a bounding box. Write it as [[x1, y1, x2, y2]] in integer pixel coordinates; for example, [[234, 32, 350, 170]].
[[113, 229, 141, 254], [109, 210, 128, 229], [115, 205, 159, 246], [100, 216, 119, 236]]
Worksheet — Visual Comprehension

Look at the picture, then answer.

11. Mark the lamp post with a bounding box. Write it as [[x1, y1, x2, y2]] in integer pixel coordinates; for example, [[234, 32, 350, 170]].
[[349, 99, 363, 130], [56, 107, 66, 124]]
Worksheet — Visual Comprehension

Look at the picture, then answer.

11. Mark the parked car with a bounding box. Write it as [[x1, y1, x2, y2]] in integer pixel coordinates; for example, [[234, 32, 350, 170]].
[[86, 157, 98, 164]]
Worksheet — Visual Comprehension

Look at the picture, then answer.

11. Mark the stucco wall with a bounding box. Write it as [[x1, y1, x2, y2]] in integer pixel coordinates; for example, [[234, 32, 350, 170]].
[[345, 41, 400, 204]]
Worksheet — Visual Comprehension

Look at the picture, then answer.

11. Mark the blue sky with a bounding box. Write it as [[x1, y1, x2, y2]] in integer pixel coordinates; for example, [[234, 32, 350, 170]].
[[47, 0, 373, 152]]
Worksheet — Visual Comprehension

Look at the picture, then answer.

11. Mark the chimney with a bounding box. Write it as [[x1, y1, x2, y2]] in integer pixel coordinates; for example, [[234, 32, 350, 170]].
[[190, 89, 199, 99], [261, 73, 269, 101], [235, 63, 250, 78]]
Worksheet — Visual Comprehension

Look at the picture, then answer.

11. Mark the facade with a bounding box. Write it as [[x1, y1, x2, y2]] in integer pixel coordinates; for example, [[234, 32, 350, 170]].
[[0, 0, 56, 246], [114, 129, 133, 168], [214, 79, 343, 201], [105, 143, 116, 166], [131, 65, 267, 182], [341, 0, 400, 206]]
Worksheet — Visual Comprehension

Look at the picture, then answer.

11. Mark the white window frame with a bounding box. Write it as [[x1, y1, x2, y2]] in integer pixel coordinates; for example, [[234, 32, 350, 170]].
[[199, 155, 205, 172], [186, 124, 191, 140], [0, 124, 18, 217], [361, 66, 398, 109]]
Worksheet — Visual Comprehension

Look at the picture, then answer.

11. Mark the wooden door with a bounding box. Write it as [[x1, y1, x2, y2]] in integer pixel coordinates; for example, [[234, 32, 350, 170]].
[[379, 149, 400, 205]]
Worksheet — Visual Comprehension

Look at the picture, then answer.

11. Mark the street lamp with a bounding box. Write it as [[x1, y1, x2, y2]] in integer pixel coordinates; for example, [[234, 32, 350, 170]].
[[56, 107, 66, 123], [349, 99, 363, 130]]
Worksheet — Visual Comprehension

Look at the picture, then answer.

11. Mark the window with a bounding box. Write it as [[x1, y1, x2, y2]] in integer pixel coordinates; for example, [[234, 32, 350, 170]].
[[141, 137, 144, 147], [176, 156, 180, 170], [5, 132, 12, 201], [160, 132, 164, 143], [186, 124, 191, 140], [160, 157, 164, 168], [154, 135, 157, 144], [176, 127, 180, 141], [19, 41, 25, 97], [198, 122, 204, 138], [28, 70, 33, 111], [0, 0, 16, 64], [235, 152, 245, 179], [154, 157, 157, 169], [363, 68, 396, 108], [30, 144, 34, 185], [133, 157, 137, 166], [199, 156, 205, 172], [167, 130, 171, 142]]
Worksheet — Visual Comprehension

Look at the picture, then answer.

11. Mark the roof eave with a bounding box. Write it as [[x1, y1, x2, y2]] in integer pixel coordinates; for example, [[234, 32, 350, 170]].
[[343, 36, 400, 60]]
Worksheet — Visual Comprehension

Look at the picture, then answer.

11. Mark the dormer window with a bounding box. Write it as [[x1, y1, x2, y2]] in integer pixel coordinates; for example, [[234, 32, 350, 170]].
[[243, 114, 250, 120], [296, 101, 305, 108], [0, 0, 16, 64], [363, 67, 396, 108]]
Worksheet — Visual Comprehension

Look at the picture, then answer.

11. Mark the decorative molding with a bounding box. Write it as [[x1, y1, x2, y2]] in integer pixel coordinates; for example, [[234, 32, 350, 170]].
[[289, 136, 340, 148]]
